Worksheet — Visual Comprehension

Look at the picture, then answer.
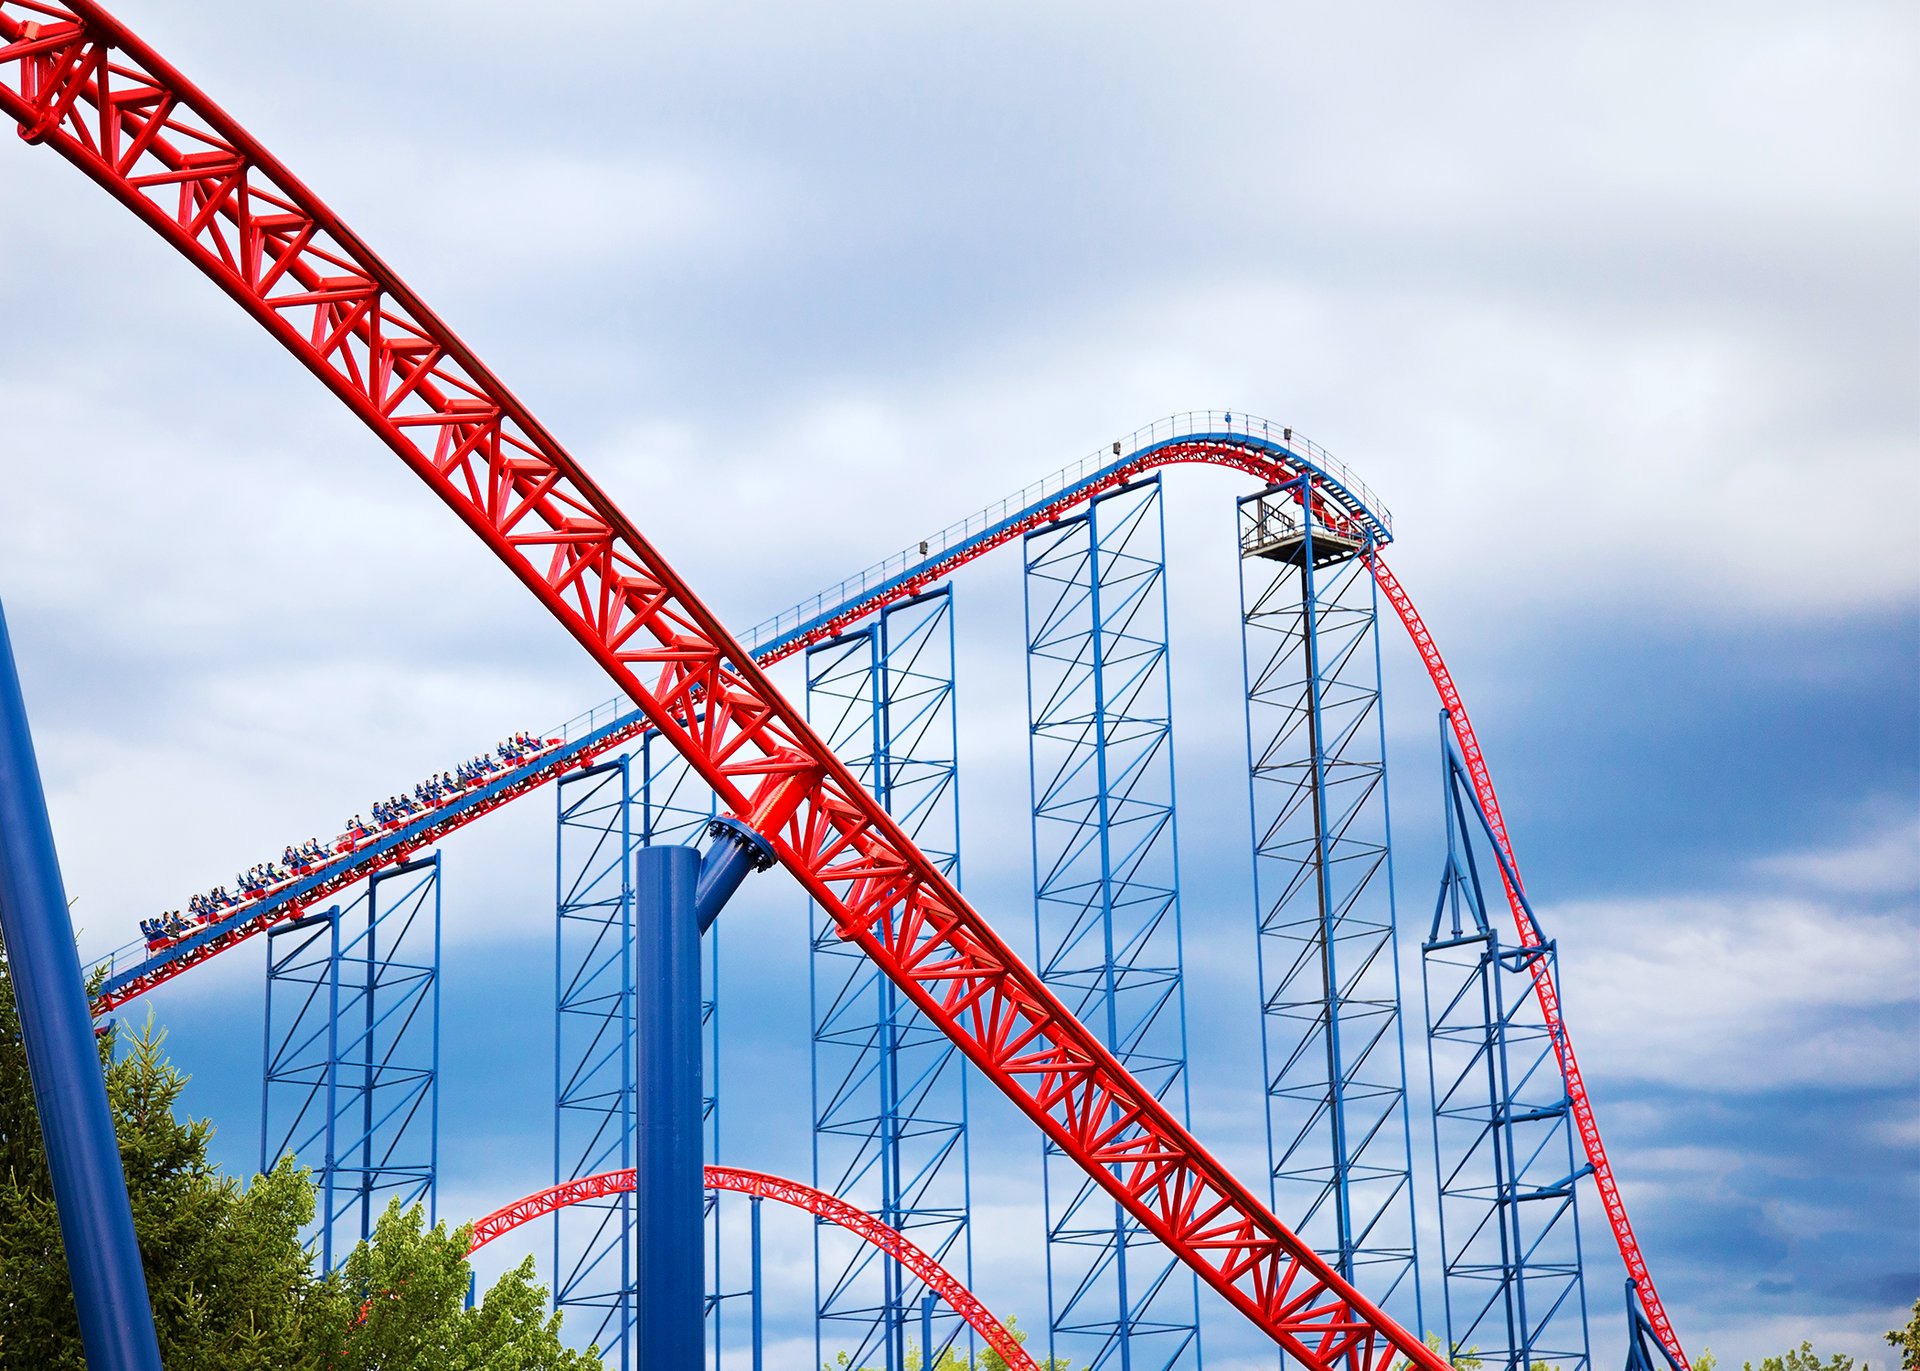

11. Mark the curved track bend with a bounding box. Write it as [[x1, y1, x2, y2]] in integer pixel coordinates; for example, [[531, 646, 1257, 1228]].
[[468, 1166, 1038, 1371], [0, 3, 1680, 1363]]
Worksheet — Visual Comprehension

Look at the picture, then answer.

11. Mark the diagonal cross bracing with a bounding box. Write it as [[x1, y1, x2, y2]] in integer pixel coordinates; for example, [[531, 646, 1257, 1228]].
[[0, 3, 1676, 1358]]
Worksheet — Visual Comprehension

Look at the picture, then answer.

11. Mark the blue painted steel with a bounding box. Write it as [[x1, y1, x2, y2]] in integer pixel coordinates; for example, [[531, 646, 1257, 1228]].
[[751, 1196, 765, 1371], [263, 853, 441, 1270], [0, 601, 163, 1371], [750, 412, 1393, 662], [1236, 483, 1422, 1331], [553, 756, 640, 1368], [635, 843, 705, 1370], [808, 586, 973, 1371], [100, 708, 643, 999], [636, 737, 756, 1367], [695, 817, 774, 933], [552, 739, 756, 1370], [1023, 476, 1202, 1371], [1424, 713, 1590, 1371], [1623, 1282, 1684, 1371]]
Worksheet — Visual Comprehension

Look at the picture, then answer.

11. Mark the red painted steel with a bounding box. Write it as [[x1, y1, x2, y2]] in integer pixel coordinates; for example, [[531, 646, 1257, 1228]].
[[468, 1166, 1039, 1370], [92, 732, 642, 1012], [0, 8, 1444, 1364], [1368, 556, 1684, 1367], [0, 4, 1682, 1365]]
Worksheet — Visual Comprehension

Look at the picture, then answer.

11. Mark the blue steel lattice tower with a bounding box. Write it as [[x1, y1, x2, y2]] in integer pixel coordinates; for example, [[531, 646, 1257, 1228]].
[[552, 732, 739, 1371], [1023, 475, 1202, 1371], [552, 756, 640, 1368], [1424, 713, 1590, 1371], [263, 853, 441, 1272], [807, 586, 973, 1371], [1236, 484, 1422, 1334]]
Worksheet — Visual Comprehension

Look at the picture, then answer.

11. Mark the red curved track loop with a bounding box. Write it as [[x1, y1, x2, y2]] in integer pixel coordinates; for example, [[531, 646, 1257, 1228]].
[[0, 7, 1444, 1366], [469, 1167, 1040, 1371], [1367, 558, 1685, 1366], [0, 6, 1682, 1367]]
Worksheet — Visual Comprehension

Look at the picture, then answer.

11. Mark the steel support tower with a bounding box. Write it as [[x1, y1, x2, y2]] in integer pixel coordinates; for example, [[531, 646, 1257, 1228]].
[[262, 853, 441, 1272], [639, 733, 751, 1367], [1424, 714, 1590, 1371], [807, 586, 973, 1371], [1236, 484, 1422, 1332], [553, 755, 641, 1367], [552, 734, 741, 1370], [1023, 476, 1202, 1371]]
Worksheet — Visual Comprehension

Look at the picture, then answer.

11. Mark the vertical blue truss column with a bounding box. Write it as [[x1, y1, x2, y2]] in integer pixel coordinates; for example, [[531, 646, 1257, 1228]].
[[808, 585, 973, 1371], [552, 735, 745, 1370], [553, 757, 639, 1369], [1424, 713, 1590, 1371], [263, 853, 441, 1272], [1236, 484, 1421, 1330], [1023, 476, 1202, 1371], [638, 733, 751, 1367]]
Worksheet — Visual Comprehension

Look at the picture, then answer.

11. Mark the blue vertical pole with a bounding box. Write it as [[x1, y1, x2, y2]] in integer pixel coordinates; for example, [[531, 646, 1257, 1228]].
[[0, 602, 163, 1371], [750, 1196, 765, 1371], [635, 843, 704, 1369]]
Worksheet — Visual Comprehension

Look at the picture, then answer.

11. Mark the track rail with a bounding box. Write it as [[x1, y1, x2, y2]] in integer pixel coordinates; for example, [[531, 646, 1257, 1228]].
[[468, 1166, 1039, 1370], [1369, 557, 1681, 1361], [0, 6, 1446, 1364], [0, 4, 1682, 1364]]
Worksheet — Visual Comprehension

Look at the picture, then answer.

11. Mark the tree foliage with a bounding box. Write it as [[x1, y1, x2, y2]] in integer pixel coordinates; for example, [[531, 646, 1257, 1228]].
[[1888, 1302, 1920, 1371], [1745, 1344, 1863, 1371], [0, 939, 599, 1369], [826, 1314, 1072, 1371]]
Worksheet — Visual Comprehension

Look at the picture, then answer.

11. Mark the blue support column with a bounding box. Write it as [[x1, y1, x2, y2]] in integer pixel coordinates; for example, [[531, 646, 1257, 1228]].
[[1424, 714, 1590, 1371], [1237, 484, 1421, 1330], [0, 601, 163, 1371], [808, 585, 973, 1371], [553, 757, 639, 1368], [1623, 1282, 1683, 1371], [1023, 476, 1202, 1371], [635, 843, 705, 1369], [637, 735, 758, 1368], [553, 735, 756, 1369], [264, 853, 441, 1270]]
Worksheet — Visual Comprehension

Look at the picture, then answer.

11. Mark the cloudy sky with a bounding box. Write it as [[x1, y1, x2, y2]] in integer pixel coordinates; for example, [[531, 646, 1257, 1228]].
[[1, 0, 1915, 1366]]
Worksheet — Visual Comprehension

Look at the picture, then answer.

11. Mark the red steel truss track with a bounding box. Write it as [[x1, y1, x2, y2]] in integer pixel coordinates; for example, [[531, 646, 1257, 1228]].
[[468, 1166, 1039, 1371], [0, 3, 1682, 1364], [1368, 558, 1681, 1359]]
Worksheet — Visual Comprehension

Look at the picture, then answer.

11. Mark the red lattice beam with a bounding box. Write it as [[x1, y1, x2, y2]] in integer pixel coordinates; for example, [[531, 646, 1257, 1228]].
[[469, 1166, 1039, 1371], [0, 5, 1444, 1365]]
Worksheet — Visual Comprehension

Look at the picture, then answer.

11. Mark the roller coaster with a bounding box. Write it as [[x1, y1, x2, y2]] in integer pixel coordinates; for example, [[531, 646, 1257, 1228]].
[[0, 3, 1692, 1369]]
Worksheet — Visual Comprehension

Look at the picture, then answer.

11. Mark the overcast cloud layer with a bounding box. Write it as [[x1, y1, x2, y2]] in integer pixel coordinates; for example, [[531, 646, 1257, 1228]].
[[1, 1, 1915, 1367]]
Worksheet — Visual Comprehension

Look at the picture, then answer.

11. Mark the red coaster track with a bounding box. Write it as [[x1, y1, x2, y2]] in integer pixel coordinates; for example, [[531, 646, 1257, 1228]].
[[0, 3, 1684, 1364], [468, 1166, 1039, 1371]]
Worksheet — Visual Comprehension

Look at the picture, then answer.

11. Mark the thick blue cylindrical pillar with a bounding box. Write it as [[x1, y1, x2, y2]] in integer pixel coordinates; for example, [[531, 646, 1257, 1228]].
[[0, 602, 163, 1371], [634, 843, 704, 1369]]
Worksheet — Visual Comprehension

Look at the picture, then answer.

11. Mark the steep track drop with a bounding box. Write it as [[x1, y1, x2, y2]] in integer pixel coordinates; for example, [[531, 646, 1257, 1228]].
[[0, 3, 1680, 1363]]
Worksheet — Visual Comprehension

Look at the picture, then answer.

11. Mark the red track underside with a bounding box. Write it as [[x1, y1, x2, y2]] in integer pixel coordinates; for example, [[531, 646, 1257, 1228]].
[[469, 1166, 1038, 1370], [0, 4, 1682, 1365]]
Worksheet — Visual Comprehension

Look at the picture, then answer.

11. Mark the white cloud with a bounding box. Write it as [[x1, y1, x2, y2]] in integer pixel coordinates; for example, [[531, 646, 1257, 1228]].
[[1547, 833, 1920, 1091]]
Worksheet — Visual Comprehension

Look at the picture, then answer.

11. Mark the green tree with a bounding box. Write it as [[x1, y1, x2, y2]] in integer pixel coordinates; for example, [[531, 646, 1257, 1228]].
[[1744, 1344, 1863, 1371], [304, 1199, 599, 1370], [827, 1314, 1072, 1371], [1394, 1332, 1481, 1371], [1888, 1301, 1920, 1371], [0, 939, 600, 1369], [0, 975, 319, 1367]]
